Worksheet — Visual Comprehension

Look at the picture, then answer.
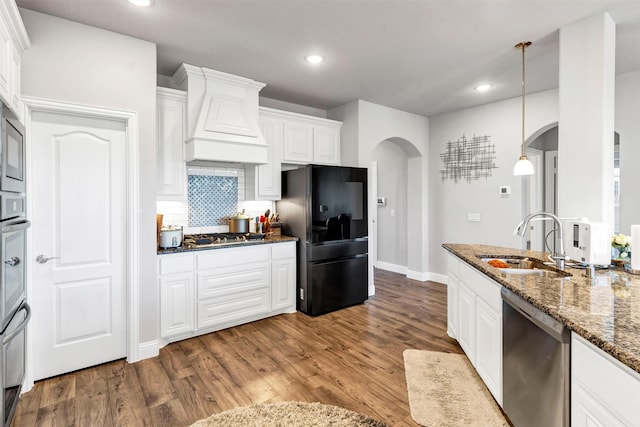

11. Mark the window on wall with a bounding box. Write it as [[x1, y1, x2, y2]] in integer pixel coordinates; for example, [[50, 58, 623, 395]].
[[187, 167, 244, 227]]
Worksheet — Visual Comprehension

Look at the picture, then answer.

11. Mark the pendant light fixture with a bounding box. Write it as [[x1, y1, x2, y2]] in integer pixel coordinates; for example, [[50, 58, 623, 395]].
[[513, 41, 535, 176]]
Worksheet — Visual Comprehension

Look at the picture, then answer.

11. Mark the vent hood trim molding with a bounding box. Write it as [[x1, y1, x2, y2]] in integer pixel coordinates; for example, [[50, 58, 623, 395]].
[[172, 63, 268, 165]]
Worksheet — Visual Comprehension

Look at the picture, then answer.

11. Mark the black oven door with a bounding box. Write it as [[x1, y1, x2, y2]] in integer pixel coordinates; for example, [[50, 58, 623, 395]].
[[1, 108, 25, 194], [0, 220, 29, 332], [1, 301, 30, 427]]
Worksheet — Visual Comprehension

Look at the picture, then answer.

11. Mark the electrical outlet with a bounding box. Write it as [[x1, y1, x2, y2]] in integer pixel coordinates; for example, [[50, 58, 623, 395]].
[[299, 288, 304, 300]]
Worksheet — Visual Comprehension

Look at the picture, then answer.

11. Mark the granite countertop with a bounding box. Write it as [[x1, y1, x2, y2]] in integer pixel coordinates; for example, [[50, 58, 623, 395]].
[[158, 235, 298, 255], [443, 243, 640, 374]]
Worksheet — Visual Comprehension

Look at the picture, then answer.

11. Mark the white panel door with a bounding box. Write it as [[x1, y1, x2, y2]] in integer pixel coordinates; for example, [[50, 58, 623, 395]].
[[31, 111, 127, 380]]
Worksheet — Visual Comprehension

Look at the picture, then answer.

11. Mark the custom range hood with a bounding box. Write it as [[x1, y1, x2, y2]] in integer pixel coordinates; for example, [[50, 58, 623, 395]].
[[172, 64, 268, 164]]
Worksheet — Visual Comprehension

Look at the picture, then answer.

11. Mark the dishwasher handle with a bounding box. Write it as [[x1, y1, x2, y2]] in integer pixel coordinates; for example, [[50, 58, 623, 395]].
[[502, 287, 569, 343]]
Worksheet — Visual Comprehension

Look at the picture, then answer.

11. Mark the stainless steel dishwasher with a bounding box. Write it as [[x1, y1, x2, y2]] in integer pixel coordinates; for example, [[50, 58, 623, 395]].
[[502, 287, 570, 427]]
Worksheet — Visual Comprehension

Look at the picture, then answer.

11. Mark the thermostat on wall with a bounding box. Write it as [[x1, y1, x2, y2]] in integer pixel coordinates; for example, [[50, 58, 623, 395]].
[[499, 185, 511, 196], [377, 197, 386, 206]]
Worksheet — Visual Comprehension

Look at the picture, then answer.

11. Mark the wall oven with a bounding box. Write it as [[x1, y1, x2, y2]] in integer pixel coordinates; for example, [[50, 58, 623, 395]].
[[1, 301, 29, 427], [1, 106, 25, 194], [0, 103, 28, 427], [0, 220, 28, 332]]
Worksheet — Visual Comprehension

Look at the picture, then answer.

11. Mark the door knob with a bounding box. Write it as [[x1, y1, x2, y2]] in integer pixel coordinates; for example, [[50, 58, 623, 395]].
[[36, 254, 59, 264], [4, 257, 20, 266]]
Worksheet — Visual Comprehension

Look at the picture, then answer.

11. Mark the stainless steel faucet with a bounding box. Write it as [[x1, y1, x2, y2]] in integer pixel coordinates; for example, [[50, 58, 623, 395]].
[[514, 212, 566, 270]]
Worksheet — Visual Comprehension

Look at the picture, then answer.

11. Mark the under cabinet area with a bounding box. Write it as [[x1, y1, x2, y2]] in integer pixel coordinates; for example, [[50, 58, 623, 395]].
[[572, 333, 640, 426], [446, 254, 502, 406], [158, 241, 297, 343]]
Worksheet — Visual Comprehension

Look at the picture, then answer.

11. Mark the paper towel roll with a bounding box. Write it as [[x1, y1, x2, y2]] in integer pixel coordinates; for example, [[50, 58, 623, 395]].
[[632, 225, 640, 271]]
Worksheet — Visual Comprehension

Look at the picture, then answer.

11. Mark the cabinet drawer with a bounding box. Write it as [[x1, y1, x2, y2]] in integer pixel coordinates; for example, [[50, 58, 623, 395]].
[[459, 261, 501, 311], [158, 253, 194, 275], [197, 285, 270, 329], [197, 263, 269, 300], [572, 333, 640, 424], [271, 242, 295, 260], [197, 246, 269, 269], [447, 254, 460, 277]]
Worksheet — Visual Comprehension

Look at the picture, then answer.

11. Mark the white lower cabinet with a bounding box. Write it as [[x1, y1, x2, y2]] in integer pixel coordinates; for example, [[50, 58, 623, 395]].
[[474, 297, 502, 400], [158, 242, 296, 342], [271, 243, 296, 311], [158, 253, 195, 339], [457, 281, 476, 363], [446, 271, 459, 339], [572, 333, 640, 426], [447, 254, 502, 406]]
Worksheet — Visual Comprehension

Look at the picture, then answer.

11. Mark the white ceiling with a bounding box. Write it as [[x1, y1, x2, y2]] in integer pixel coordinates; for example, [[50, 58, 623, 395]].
[[15, 0, 640, 117]]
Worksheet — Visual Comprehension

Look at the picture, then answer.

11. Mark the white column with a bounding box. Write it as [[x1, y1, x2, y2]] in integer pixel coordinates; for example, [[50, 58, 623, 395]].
[[557, 13, 615, 227]]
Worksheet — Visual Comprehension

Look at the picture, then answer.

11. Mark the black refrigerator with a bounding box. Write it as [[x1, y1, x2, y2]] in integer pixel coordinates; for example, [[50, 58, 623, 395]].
[[277, 165, 368, 316]]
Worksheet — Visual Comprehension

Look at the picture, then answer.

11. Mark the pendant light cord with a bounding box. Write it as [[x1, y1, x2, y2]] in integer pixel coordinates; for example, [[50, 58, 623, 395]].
[[521, 43, 525, 158], [516, 41, 531, 158]]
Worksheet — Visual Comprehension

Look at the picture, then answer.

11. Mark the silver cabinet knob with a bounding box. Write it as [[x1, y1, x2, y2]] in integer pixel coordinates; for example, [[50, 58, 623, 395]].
[[36, 254, 59, 264]]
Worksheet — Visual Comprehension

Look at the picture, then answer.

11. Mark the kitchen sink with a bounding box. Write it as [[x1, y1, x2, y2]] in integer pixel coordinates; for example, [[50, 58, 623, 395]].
[[478, 256, 571, 279]]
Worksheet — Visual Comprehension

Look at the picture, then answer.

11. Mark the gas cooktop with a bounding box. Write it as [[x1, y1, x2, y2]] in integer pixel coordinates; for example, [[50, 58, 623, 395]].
[[183, 232, 265, 247]]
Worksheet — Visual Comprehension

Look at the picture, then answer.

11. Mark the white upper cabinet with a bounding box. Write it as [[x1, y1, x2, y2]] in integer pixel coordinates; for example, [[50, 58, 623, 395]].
[[264, 108, 341, 166], [156, 87, 187, 200], [283, 120, 314, 163], [245, 109, 283, 200], [0, 0, 30, 122], [313, 125, 340, 165], [0, 23, 10, 104]]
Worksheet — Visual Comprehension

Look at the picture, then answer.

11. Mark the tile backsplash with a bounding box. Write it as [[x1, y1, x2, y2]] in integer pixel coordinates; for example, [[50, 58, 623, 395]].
[[188, 175, 238, 226], [156, 165, 274, 234]]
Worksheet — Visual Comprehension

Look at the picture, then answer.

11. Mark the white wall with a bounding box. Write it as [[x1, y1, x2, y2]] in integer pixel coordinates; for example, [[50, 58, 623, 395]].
[[616, 70, 640, 234], [328, 100, 359, 167], [19, 10, 159, 345], [428, 89, 559, 275]]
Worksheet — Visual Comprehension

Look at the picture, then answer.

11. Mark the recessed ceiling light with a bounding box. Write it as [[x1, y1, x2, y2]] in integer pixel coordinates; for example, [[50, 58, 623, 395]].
[[474, 84, 492, 92], [304, 54, 324, 64], [128, 0, 153, 7]]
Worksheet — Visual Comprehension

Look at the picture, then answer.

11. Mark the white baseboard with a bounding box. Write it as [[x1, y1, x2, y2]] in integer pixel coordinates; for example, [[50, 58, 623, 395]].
[[136, 340, 160, 361], [376, 261, 407, 275], [407, 270, 429, 282], [376, 262, 448, 284], [427, 272, 448, 284]]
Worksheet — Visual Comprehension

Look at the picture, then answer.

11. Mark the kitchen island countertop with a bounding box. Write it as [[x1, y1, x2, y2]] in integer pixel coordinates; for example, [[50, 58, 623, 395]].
[[443, 243, 640, 374], [158, 235, 298, 255]]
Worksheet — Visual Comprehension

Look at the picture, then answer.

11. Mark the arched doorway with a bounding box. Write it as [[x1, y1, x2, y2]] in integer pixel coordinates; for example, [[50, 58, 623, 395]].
[[371, 137, 422, 275], [524, 123, 558, 252]]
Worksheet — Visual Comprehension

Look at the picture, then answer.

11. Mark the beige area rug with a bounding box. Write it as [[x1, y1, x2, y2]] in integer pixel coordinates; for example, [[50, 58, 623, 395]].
[[190, 401, 388, 427], [403, 349, 509, 427]]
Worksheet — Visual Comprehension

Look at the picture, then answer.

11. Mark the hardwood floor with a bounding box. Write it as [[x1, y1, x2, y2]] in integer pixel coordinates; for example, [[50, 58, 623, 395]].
[[12, 269, 462, 426]]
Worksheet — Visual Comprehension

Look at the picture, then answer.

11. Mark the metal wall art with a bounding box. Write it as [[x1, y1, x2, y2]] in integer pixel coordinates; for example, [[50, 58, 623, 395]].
[[439, 134, 497, 183]]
